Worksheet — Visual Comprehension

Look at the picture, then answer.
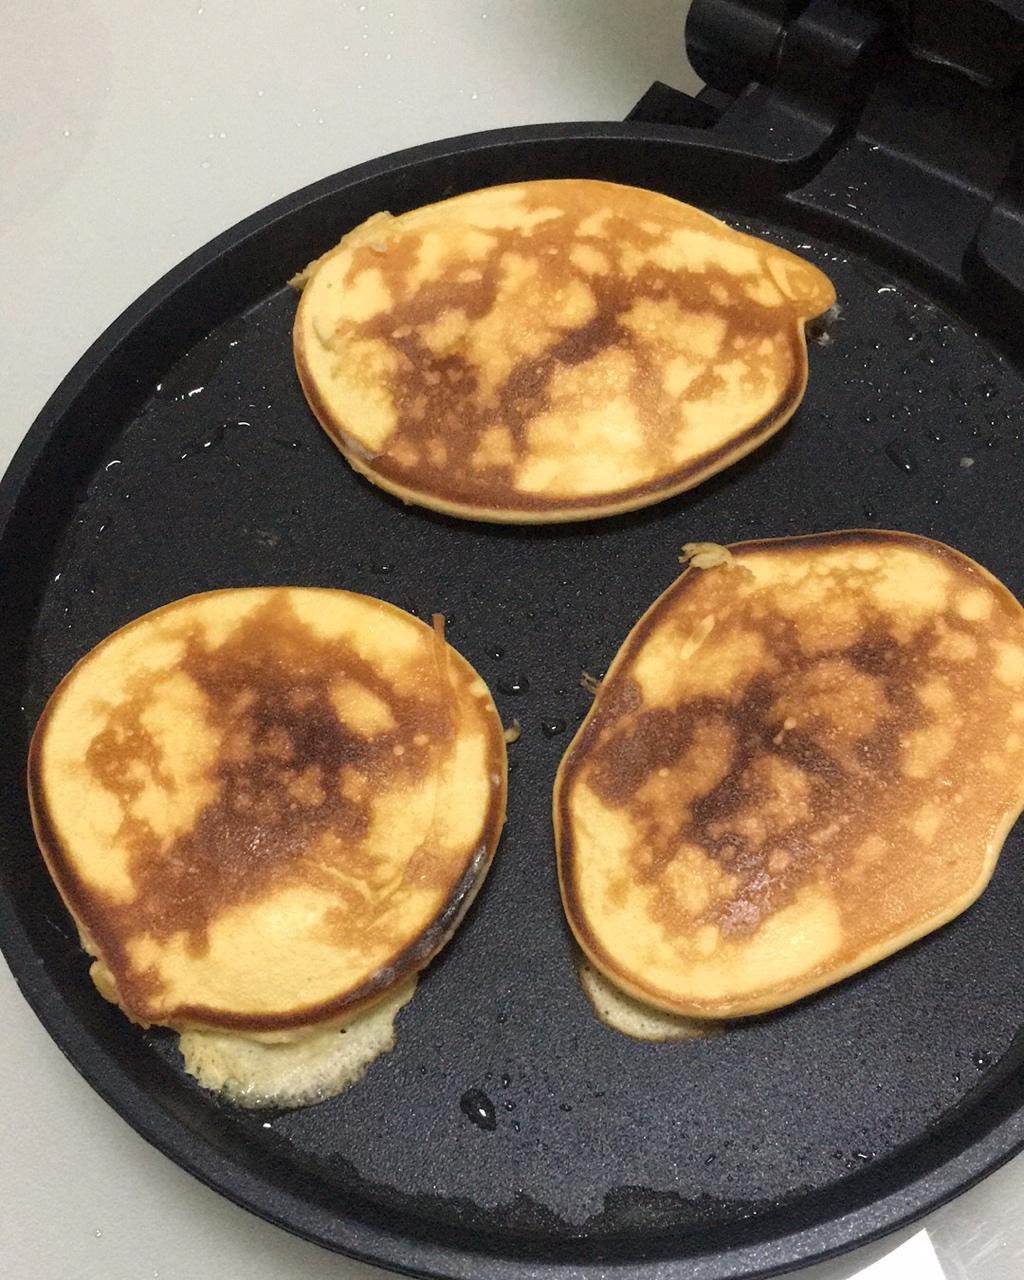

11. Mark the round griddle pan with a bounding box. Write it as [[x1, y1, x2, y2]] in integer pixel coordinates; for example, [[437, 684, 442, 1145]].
[[2, 118, 1023, 1280]]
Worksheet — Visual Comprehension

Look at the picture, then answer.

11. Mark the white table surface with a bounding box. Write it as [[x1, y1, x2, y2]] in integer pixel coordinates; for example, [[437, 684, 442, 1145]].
[[0, 3, 1017, 1277]]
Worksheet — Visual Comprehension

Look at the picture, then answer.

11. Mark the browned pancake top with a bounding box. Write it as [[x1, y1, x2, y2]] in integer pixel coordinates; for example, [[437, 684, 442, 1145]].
[[294, 180, 835, 521], [555, 532, 1024, 1016], [30, 589, 507, 1031]]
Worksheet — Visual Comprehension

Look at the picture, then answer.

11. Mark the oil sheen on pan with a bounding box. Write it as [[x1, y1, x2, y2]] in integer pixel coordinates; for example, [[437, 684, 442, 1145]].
[[292, 179, 836, 523], [554, 531, 1024, 1018], [28, 588, 507, 1035]]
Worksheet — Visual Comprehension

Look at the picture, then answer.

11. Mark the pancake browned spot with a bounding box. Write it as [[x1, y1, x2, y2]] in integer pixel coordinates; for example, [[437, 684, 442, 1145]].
[[554, 531, 1024, 1018], [292, 180, 835, 523], [29, 588, 507, 1035]]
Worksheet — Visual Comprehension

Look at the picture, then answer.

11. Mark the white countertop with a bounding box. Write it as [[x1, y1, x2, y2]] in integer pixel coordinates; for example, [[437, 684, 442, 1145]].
[[0, 3, 1016, 1277]]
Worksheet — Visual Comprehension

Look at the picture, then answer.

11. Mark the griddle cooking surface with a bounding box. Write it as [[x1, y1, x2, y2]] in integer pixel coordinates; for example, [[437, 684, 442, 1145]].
[[3, 140, 1023, 1279]]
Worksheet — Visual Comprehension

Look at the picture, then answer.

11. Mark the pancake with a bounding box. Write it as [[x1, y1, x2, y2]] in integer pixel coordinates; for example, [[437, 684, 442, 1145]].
[[555, 531, 1024, 1018], [292, 179, 835, 523], [29, 587, 507, 1036]]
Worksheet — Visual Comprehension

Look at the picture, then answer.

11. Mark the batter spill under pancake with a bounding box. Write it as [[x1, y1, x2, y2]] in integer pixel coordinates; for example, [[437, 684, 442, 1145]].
[[555, 531, 1024, 1019], [576, 956, 718, 1043], [179, 976, 418, 1109], [28, 588, 507, 1105], [292, 180, 835, 522]]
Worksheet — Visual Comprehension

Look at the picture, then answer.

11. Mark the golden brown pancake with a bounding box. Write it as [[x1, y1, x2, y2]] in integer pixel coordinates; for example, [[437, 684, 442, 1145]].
[[29, 588, 507, 1035], [292, 180, 835, 523], [555, 531, 1024, 1018]]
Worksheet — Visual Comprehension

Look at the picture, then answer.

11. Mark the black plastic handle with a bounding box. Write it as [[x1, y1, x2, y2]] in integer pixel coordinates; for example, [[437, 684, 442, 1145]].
[[629, 0, 1024, 342]]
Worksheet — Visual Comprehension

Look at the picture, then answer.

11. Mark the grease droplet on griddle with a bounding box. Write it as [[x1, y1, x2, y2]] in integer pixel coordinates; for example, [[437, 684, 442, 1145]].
[[460, 1088, 497, 1131], [884, 442, 918, 474]]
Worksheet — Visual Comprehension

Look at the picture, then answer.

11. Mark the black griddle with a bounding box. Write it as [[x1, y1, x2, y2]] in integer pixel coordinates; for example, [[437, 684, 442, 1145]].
[[2, 1, 1024, 1276]]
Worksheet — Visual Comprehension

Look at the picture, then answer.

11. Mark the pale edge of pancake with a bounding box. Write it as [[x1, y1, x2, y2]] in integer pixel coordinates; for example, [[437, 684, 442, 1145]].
[[576, 955, 720, 1042], [290, 186, 836, 525], [553, 530, 1024, 1020], [178, 976, 418, 1109], [26, 587, 508, 1038]]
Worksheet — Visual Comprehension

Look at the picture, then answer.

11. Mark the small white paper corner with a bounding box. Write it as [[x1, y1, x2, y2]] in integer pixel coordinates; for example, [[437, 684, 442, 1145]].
[[856, 1230, 945, 1279]]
